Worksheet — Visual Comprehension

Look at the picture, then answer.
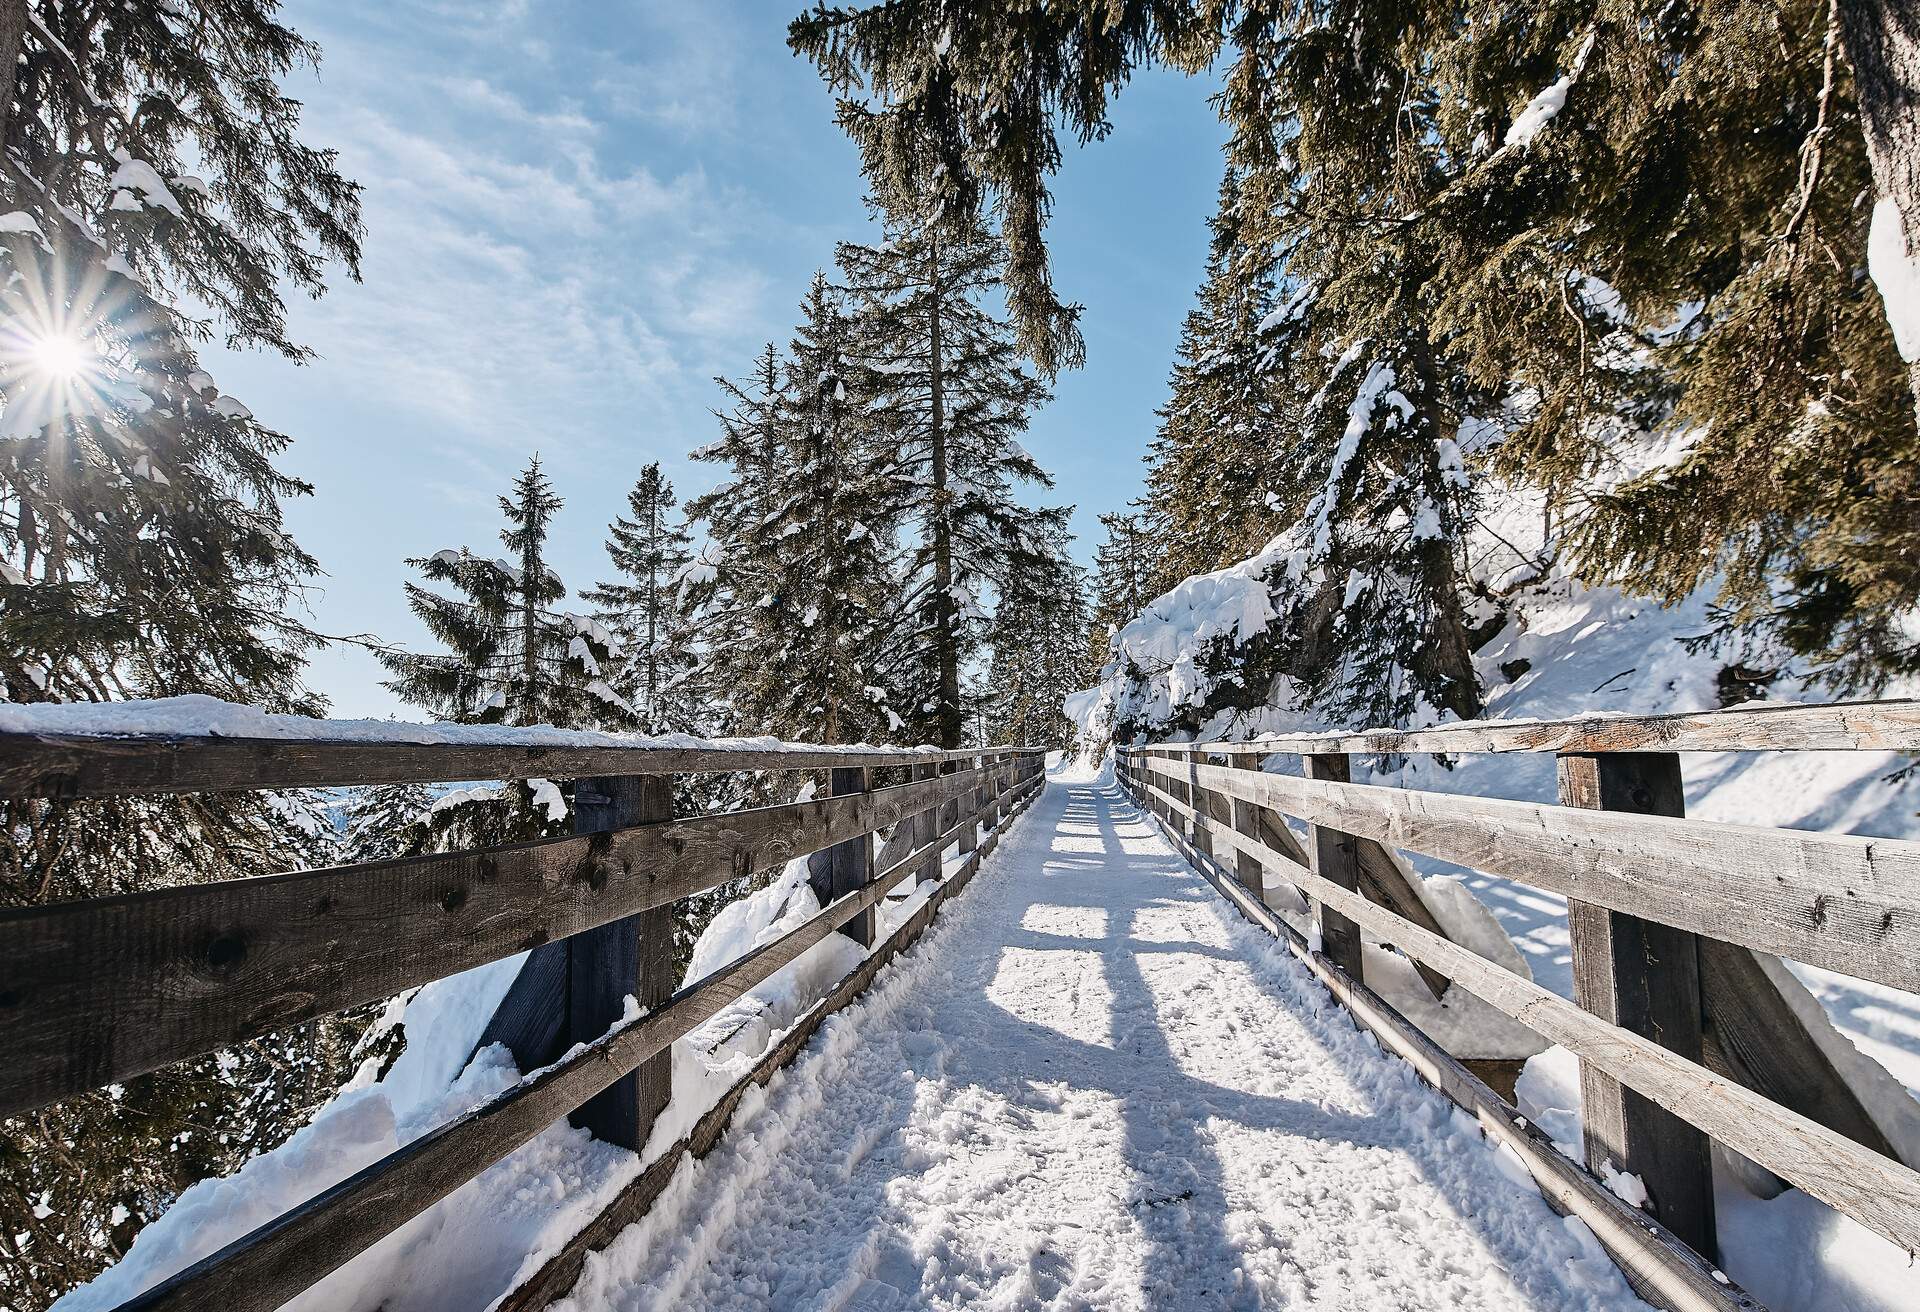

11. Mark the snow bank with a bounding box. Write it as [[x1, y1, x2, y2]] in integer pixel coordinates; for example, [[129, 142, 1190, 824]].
[[1516, 1047, 1917, 1312], [0, 692, 950, 757], [58, 789, 1024, 1312]]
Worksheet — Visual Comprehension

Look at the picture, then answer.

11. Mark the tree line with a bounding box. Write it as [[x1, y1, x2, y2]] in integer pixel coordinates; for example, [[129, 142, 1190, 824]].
[[793, 0, 1920, 736], [0, 7, 1085, 1301]]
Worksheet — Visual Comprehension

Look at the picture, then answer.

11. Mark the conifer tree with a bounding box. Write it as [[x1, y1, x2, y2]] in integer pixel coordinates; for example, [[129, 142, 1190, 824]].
[[838, 206, 1060, 747], [339, 782, 436, 864], [380, 456, 625, 844], [985, 521, 1088, 751], [0, 5, 364, 1298], [1086, 510, 1171, 675], [690, 277, 903, 744], [1144, 168, 1297, 581], [582, 463, 699, 734], [793, 0, 1920, 693]]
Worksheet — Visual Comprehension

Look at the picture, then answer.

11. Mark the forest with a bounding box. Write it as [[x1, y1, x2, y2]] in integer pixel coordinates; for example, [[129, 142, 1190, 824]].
[[5, 1, 1920, 1309]]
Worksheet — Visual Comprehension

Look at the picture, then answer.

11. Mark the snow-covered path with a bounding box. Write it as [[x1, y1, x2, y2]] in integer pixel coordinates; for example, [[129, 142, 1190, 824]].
[[555, 764, 1650, 1311]]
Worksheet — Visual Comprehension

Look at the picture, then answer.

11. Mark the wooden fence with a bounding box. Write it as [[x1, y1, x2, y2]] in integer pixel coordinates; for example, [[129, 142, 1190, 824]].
[[1117, 698, 1920, 1312], [0, 727, 1047, 1312]]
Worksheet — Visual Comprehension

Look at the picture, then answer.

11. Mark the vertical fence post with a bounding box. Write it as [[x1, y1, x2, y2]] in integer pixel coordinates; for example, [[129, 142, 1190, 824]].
[[1558, 751, 1716, 1259], [809, 766, 877, 947], [1228, 749, 1266, 895], [958, 754, 981, 854], [568, 774, 674, 1149], [1304, 753, 1366, 979], [1187, 754, 1215, 862], [913, 760, 942, 882], [937, 758, 962, 866]]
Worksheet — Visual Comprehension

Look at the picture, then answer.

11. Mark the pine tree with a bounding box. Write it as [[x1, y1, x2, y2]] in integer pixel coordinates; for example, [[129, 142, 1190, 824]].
[[1086, 510, 1171, 677], [690, 277, 903, 744], [582, 463, 700, 734], [793, 0, 1920, 693], [339, 782, 436, 864], [379, 456, 625, 845], [838, 206, 1060, 747], [0, 5, 365, 1300], [985, 521, 1089, 751], [1144, 168, 1298, 582]]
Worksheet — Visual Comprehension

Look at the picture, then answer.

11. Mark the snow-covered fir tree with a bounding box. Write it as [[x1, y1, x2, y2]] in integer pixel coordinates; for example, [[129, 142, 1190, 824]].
[[984, 521, 1088, 751], [1086, 510, 1170, 676], [338, 781, 436, 864], [1143, 168, 1297, 582], [379, 456, 626, 844], [689, 276, 903, 744], [838, 206, 1061, 747], [0, 4, 367, 1299], [582, 462, 701, 734], [794, 0, 1920, 696]]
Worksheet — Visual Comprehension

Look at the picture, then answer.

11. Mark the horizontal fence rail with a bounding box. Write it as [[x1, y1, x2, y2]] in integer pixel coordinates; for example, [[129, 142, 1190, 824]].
[[0, 729, 997, 799], [1136, 697, 1920, 759], [1132, 756, 1920, 994], [1116, 697, 1920, 1311], [0, 760, 1021, 1116], [0, 721, 1046, 1312]]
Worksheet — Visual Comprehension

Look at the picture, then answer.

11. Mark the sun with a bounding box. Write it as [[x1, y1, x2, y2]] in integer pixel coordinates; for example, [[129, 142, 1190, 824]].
[[27, 332, 92, 380]]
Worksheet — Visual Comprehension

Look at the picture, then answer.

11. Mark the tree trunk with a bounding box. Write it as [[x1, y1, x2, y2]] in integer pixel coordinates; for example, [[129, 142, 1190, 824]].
[[927, 239, 963, 748], [1840, 0, 1920, 425], [0, 0, 28, 171]]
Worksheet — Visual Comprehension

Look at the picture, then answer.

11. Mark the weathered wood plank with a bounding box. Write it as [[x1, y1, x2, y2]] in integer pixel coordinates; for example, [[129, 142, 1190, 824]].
[[1559, 752, 1717, 1259], [1141, 765, 1449, 1000], [0, 762, 1017, 1118], [1147, 810, 1762, 1312], [1135, 698, 1920, 759], [1699, 940, 1903, 1165], [820, 767, 876, 947], [0, 730, 1018, 801], [1153, 757, 1920, 994], [569, 775, 675, 1149], [493, 757, 1049, 1312], [1219, 828, 1920, 1256], [1305, 754, 1366, 980], [104, 810, 973, 1312]]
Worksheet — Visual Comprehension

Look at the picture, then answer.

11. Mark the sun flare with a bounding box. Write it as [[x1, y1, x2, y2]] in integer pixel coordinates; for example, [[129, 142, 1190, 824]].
[[27, 332, 92, 381]]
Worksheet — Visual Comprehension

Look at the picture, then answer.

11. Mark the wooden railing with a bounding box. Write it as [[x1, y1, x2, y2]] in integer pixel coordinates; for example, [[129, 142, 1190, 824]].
[[1117, 698, 1920, 1312], [0, 727, 1048, 1312]]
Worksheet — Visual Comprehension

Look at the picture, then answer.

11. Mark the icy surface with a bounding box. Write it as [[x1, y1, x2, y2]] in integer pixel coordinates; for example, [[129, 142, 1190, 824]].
[[555, 766, 1646, 1311]]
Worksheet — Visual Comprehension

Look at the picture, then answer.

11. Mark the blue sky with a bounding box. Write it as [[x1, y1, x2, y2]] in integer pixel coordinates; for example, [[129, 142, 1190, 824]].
[[206, 3, 1227, 718]]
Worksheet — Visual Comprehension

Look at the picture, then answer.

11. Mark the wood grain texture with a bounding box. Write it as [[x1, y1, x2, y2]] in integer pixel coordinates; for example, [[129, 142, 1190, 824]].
[[1161, 758, 1920, 993], [1222, 828, 1920, 1256], [102, 785, 1020, 1312], [0, 761, 1024, 1117], [492, 768, 1048, 1312], [1559, 753, 1716, 1259], [1132, 698, 1920, 759], [1699, 940, 1902, 1165], [0, 732, 1020, 800], [1305, 754, 1365, 980], [568, 775, 676, 1149], [1141, 805, 1762, 1312]]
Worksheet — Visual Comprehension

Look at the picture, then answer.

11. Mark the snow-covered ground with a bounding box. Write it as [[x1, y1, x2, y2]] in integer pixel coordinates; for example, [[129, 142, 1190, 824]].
[[554, 762, 1654, 1311]]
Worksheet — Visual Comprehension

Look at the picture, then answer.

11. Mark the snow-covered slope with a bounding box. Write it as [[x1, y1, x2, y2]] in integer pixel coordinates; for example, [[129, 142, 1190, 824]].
[[1069, 498, 1920, 1312], [51, 809, 966, 1312]]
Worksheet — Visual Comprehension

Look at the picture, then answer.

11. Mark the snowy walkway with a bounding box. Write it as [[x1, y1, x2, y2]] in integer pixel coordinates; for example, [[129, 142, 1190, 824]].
[[554, 764, 1651, 1311]]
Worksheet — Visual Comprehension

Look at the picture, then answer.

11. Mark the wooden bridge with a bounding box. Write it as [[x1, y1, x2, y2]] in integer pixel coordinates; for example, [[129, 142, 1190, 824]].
[[3, 699, 1919, 1311], [0, 727, 1045, 1311]]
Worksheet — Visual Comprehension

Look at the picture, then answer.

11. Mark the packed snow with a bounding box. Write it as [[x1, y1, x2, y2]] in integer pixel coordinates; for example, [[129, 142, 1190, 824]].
[[550, 763, 1648, 1311]]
